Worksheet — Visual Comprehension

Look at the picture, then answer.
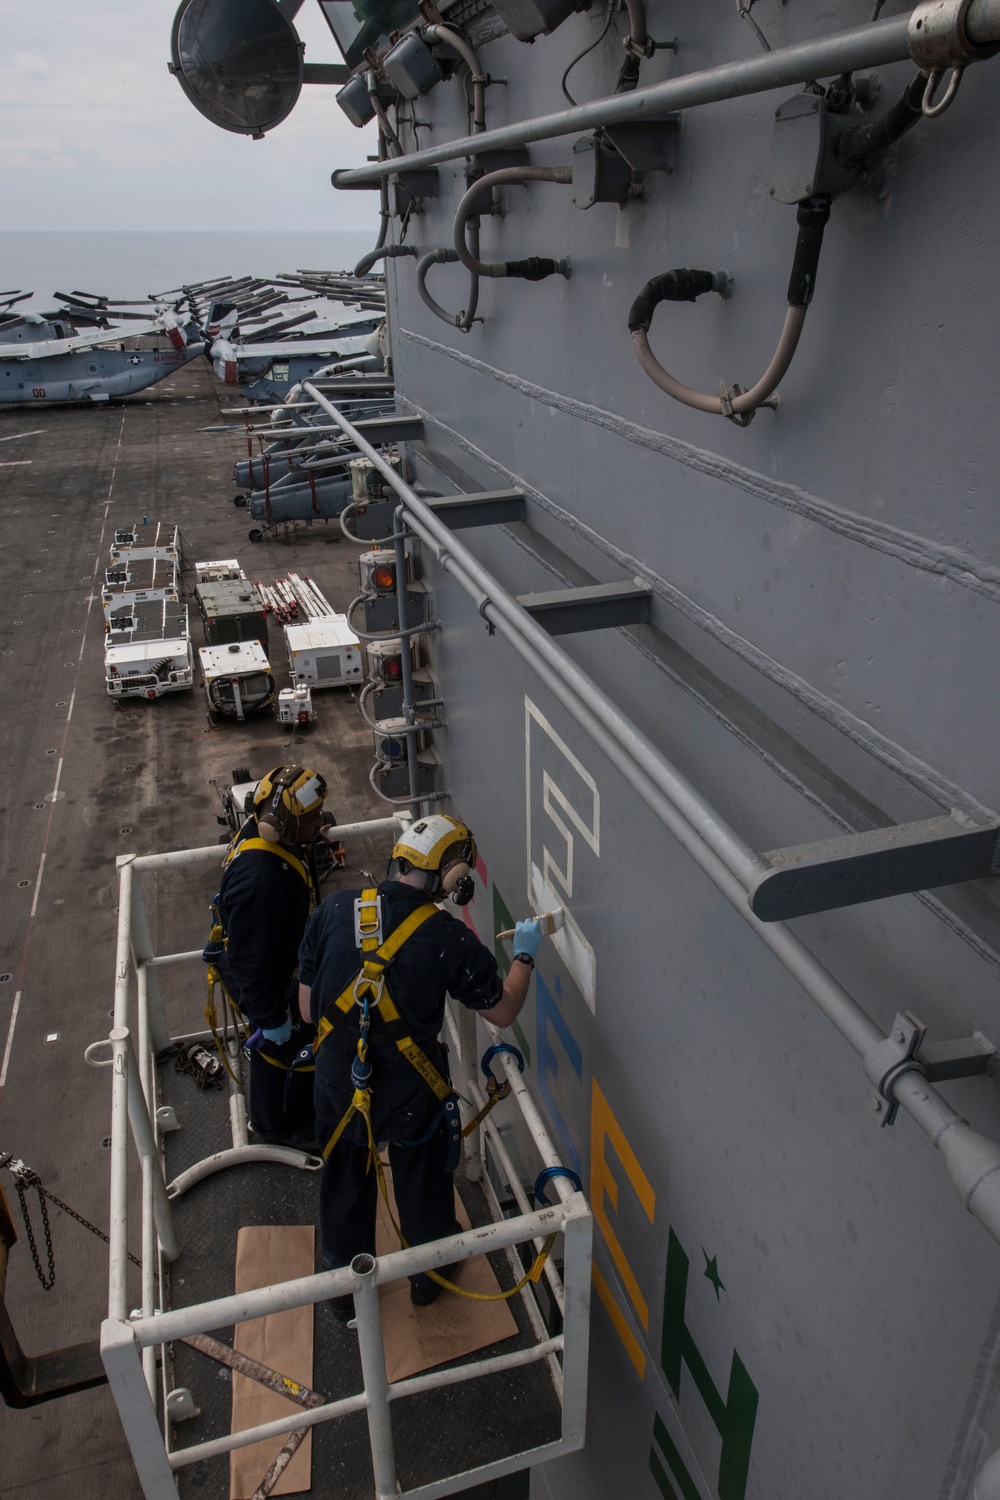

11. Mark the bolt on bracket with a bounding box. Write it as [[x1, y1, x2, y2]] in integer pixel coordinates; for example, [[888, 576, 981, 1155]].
[[865, 1013, 998, 1127]]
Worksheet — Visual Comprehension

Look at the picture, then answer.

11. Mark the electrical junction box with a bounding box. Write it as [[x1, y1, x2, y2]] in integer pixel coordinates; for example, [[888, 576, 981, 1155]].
[[769, 91, 859, 204], [196, 579, 269, 648], [346, 497, 396, 542], [350, 452, 403, 503], [195, 559, 245, 584], [199, 641, 275, 722], [102, 555, 180, 624], [278, 684, 315, 725], [366, 665, 437, 720], [572, 135, 633, 210], [284, 615, 363, 688], [491, 0, 590, 42], [383, 32, 444, 99], [336, 74, 375, 128], [363, 580, 430, 636], [109, 523, 180, 564], [372, 746, 442, 800]]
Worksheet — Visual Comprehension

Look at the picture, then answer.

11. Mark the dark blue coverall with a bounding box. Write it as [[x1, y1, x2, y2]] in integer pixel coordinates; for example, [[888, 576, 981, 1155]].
[[299, 881, 503, 1288], [216, 821, 316, 1145]]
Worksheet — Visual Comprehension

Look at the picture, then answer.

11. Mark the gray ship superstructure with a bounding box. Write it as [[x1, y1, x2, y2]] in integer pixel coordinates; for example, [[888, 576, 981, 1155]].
[[6, 4, 1000, 1500]]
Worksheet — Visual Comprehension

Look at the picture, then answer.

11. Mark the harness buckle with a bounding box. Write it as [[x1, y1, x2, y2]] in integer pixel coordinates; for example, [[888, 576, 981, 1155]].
[[354, 892, 383, 948], [352, 972, 385, 1009]]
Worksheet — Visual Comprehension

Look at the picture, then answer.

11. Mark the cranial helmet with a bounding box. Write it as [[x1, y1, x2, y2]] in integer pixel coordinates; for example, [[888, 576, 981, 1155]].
[[253, 765, 327, 842], [390, 814, 477, 905]]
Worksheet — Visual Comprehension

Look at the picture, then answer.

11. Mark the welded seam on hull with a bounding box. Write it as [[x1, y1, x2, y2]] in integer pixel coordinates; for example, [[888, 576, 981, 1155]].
[[400, 329, 1000, 604], [405, 395, 999, 830]]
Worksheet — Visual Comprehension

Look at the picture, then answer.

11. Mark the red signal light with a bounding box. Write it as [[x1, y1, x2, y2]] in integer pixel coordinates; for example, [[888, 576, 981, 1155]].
[[373, 562, 396, 592]]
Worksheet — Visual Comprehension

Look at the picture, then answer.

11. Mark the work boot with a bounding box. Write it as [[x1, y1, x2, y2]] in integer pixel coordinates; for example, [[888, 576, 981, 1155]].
[[327, 1294, 355, 1323], [409, 1264, 458, 1307]]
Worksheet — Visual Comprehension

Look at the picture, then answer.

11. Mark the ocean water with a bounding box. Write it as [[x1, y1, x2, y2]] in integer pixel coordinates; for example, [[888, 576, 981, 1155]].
[[0, 230, 379, 312]]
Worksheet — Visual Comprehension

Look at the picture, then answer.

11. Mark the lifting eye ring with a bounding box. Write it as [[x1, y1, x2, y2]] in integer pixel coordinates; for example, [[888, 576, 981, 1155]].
[[920, 64, 965, 116]]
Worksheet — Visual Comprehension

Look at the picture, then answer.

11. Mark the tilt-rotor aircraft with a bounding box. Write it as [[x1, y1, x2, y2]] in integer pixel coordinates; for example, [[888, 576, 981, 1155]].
[[0, 295, 205, 406]]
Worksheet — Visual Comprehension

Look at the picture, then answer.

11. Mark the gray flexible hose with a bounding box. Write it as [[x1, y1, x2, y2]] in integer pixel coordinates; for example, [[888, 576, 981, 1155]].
[[416, 218, 481, 329], [453, 167, 572, 281], [423, 24, 487, 132]]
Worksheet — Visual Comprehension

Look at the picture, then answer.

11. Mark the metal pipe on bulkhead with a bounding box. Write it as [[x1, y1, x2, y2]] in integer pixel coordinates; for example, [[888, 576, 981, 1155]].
[[298, 384, 1000, 1250], [332, 3, 1000, 187]]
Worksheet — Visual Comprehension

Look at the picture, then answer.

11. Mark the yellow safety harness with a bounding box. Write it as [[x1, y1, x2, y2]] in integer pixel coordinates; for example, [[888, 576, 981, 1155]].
[[203, 835, 317, 1086], [314, 889, 555, 1302]]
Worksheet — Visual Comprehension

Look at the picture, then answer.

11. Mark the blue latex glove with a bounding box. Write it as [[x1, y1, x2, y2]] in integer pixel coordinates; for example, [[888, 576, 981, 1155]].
[[513, 918, 543, 961], [261, 1017, 293, 1046]]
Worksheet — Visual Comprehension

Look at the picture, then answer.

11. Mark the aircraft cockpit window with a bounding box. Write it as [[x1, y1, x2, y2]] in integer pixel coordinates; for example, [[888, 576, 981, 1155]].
[[318, 0, 422, 72]]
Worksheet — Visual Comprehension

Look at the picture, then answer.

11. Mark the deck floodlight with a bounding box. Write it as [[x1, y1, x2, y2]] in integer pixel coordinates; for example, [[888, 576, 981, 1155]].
[[169, 0, 305, 137], [318, 0, 425, 74]]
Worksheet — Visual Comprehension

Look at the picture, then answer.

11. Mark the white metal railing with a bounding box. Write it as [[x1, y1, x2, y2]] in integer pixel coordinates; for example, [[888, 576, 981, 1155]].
[[92, 820, 593, 1500]]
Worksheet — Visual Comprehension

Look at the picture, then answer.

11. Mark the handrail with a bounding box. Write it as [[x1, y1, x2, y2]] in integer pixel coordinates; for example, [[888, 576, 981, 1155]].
[[101, 816, 593, 1500], [298, 381, 1000, 1251]]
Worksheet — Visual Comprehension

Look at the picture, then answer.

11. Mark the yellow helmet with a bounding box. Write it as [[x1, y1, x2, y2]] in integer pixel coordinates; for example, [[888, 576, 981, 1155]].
[[253, 765, 327, 839], [390, 814, 477, 904]]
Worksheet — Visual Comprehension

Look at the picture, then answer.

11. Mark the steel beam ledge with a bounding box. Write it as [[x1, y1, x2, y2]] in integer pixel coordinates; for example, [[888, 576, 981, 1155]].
[[750, 814, 1000, 920]]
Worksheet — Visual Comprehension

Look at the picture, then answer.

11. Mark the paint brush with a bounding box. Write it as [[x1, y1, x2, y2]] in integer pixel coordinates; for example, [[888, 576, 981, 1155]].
[[496, 909, 564, 940]]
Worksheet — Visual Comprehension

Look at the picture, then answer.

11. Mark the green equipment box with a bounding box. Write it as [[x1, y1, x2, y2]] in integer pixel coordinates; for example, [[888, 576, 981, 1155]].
[[196, 579, 269, 647]]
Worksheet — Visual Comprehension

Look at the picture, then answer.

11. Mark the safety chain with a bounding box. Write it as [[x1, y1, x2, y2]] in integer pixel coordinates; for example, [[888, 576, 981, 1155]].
[[0, 1152, 140, 1290]]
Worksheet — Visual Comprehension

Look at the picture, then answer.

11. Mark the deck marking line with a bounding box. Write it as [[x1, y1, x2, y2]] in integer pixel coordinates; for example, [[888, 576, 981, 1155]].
[[1, 408, 128, 1099], [0, 992, 23, 1092], [29, 852, 47, 919], [0, 429, 44, 443]]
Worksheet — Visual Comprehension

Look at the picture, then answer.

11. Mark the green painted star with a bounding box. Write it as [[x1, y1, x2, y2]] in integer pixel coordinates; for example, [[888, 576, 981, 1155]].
[[702, 1250, 725, 1300]]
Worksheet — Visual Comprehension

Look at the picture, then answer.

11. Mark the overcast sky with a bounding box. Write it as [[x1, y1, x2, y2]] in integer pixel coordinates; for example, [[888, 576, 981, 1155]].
[[0, 1, 381, 230]]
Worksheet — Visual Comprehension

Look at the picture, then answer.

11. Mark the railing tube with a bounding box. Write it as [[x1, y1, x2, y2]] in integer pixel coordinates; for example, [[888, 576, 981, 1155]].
[[332, 14, 917, 184], [109, 856, 135, 1321], [123, 1030, 179, 1261], [352, 1254, 398, 1500]]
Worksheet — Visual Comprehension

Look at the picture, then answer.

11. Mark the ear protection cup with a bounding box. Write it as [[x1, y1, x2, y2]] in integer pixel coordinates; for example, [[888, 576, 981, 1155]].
[[440, 860, 471, 894], [441, 860, 475, 906]]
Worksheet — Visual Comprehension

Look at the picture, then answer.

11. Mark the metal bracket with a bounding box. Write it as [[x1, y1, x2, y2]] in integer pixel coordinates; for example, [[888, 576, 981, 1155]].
[[603, 115, 680, 175], [918, 1030, 998, 1083], [165, 1386, 200, 1422], [353, 415, 424, 444], [155, 1105, 180, 1134], [865, 1017, 998, 1127], [749, 813, 1000, 922], [425, 490, 526, 528], [517, 581, 652, 635], [864, 1012, 927, 1127]]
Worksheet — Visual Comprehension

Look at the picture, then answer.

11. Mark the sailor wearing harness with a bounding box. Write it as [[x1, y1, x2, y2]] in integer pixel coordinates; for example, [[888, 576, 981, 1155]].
[[298, 814, 543, 1307], [214, 765, 336, 1150]]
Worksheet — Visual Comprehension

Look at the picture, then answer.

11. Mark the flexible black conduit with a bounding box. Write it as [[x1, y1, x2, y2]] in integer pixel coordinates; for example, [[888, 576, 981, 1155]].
[[454, 167, 573, 281], [835, 71, 927, 170], [627, 195, 832, 418]]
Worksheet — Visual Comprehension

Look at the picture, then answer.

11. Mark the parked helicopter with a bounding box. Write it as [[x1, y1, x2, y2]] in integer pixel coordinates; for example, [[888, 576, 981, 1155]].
[[0, 294, 205, 406]]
